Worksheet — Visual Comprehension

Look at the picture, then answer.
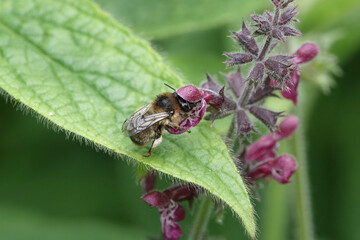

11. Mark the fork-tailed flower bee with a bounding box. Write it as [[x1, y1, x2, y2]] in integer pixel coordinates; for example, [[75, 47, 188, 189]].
[[122, 84, 206, 157]]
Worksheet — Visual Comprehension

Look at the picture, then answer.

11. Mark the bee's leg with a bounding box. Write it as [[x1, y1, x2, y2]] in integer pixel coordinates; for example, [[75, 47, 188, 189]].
[[167, 122, 191, 133], [143, 127, 163, 157]]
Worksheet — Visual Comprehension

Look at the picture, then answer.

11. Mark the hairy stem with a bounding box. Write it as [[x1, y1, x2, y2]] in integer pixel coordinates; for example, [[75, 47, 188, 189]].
[[257, 36, 272, 62], [188, 195, 214, 240], [257, 7, 279, 61], [292, 85, 315, 240]]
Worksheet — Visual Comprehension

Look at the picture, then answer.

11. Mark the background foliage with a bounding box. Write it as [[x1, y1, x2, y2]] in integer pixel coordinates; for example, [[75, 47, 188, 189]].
[[1, 0, 360, 239]]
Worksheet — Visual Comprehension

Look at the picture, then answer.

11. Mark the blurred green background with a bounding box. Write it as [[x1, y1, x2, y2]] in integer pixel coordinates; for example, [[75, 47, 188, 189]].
[[1, 0, 360, 239]]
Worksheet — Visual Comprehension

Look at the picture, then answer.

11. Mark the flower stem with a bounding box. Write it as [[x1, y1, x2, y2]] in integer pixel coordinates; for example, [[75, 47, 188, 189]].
[[257, 7, 278, 62], [257, 36, 272, 62], [292, 85, 315, 240], [188, 195, 214, 240]]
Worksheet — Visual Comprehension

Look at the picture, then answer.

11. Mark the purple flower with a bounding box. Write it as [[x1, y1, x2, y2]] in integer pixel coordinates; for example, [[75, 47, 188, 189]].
[[244, 115, 299, 184], [274, 114, 299, 140], [165, 85, 207, 134], [141, 171, 156, 193], [280, 43, 319, 104], [142, 185, 196, 240], [176, 85, 204, 102], [245, 115, 299, 162], [248, 154, 297, 183], [245, 134, 278, 162], [293, 42, 320, 64]]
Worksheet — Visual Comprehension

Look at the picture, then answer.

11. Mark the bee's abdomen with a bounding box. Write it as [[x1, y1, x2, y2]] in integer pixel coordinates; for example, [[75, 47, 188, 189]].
[[130, 134, 149, 145], [130, 128, 154, 146]]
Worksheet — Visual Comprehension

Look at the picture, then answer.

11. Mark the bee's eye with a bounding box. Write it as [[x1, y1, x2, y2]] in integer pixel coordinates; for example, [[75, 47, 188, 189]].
[[172, 92, 193, 112]]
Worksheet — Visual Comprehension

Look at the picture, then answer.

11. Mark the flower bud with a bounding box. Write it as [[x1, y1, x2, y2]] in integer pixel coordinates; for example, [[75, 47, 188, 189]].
[[293, 43, 319, 64], [272, 29, 286, 42], [279, 6, 298, 25], [224, 52, 253, 68], [278, 26, 301, 37], [249, 106, 283, 130], [223, 68, 245, 98], [274, 115, 299, 140], [236, 109, 256, 135], [248, 62, 265, 84], [230, 21, 259, 55]]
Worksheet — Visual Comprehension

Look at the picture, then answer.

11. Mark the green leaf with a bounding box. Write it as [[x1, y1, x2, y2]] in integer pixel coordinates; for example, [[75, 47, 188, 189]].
[[92, 0, 264, 39], [0, 0, 255, 237]]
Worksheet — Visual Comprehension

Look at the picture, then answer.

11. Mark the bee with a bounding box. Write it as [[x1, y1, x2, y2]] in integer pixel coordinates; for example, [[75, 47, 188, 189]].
[[122, 84, 197, 157]]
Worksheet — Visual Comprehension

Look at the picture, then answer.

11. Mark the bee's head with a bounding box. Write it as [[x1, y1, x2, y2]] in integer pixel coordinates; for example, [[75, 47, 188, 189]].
[[172, 92, 196, 112], [164, 83, 197, 112]]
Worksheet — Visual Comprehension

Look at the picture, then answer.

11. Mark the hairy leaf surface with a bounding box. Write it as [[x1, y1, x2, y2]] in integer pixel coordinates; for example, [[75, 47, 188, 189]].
[[0, 0, 255, 236]]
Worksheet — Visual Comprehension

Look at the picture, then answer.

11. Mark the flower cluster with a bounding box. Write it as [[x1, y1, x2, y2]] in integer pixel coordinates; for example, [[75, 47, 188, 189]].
[[245, 115, 299, 183], [163, 3, 318, 139], [142, 184, 196, 240], [141, 0, 319, 239], [277, 43, 319, 104]]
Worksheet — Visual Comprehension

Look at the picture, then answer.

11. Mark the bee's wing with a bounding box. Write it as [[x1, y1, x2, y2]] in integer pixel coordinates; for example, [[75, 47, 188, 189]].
[[122, 103, 170, 137]]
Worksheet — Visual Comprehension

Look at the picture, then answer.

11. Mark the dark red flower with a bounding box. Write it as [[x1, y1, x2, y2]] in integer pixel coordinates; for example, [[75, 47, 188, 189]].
[[244, 115, 299, 184], [280, 43, 319, 104], [165, 85, 207, 134], [143, 185, 196, 240], [248, 154, 297, 183], [245, 115, 298, 162]]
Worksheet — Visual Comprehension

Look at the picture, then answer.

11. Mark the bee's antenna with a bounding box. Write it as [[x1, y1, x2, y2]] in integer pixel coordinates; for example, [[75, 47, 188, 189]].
[[164, 83, 176, 91]]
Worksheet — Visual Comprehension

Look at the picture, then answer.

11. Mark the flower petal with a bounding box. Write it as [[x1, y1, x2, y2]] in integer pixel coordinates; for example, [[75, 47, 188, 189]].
[[271, 155, 297, 183], [164, 185, 197, 202], [176, 85, 204, 103], [281, 66, 300, 104], [141, 171, 156, 193], [245, 134, 277, 162], [165, 99, 206, 134], [143, 191, 170, 207], [274, 115, 299, 140]]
